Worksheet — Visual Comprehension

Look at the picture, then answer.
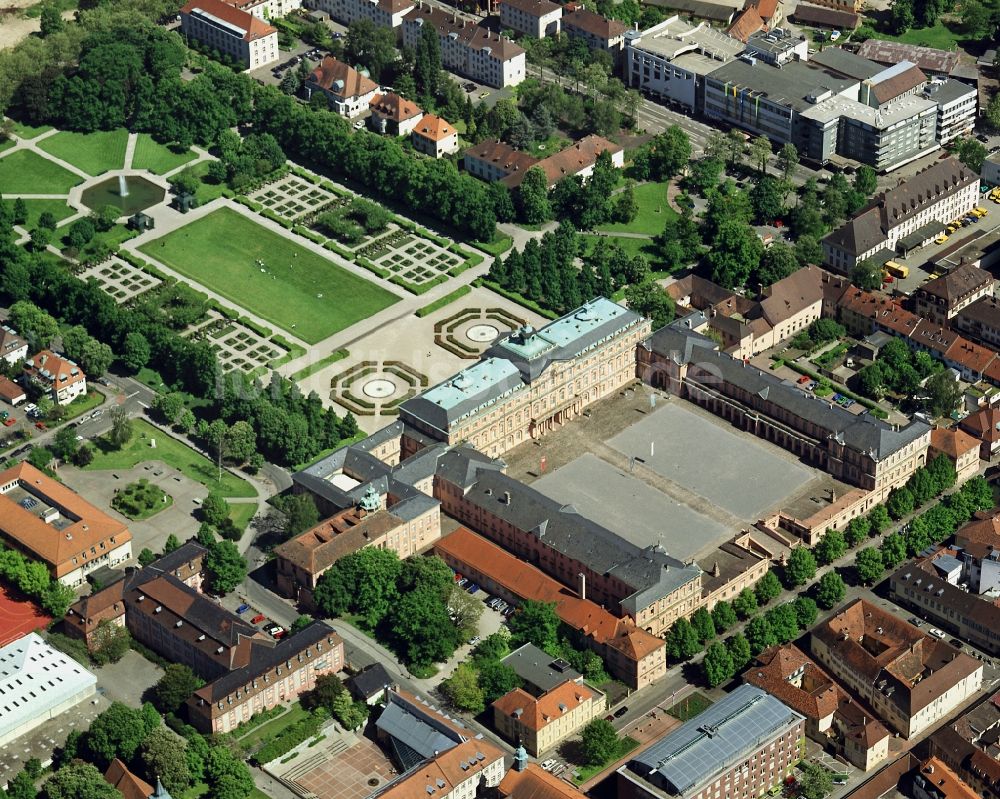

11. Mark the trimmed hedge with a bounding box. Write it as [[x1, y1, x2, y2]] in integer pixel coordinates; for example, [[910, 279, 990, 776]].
[[479, 279, 559, 319], [416, 285, 472, 317]]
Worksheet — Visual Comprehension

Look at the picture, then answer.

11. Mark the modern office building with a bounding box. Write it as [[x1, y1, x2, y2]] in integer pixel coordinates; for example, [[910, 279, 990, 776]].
[[402, 5, 526, 88], [180, 0, 278, 68], [625, 16, 746, 113], [617, 684, 806, 799], [0, 632, 97, 747], [0, 461, 131, 587], [811, 599, 982, 737], [399, 297, 650, 459]]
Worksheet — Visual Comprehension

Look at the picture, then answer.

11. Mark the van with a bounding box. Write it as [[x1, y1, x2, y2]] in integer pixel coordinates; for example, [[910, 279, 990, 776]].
[[885, 261, 909, 279]]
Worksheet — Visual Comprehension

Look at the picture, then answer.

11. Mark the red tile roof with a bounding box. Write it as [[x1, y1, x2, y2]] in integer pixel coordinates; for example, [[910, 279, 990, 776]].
[[727, 6, 765, 42], [414, 113, 457, 142], [960, 406, 1000, 444], [749, 0, 778, 22], [104, 760, 153, 799], [562, 8, 627, 40], [181, 0, 276, 40], [493, 680, 600, 732], [25, 349, 85, 391], [0, 375, 25, 402], [308, 56, 378, 99], [370, 92, 424, 123], [498, 763, 586, 798], [930, 427, 981, 460]]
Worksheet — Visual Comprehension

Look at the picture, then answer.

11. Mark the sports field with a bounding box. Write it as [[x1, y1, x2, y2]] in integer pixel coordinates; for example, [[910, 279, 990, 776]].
[[139, 207, 399, 343], [0, 583, 52, 646], [38, 128, 129, 175]]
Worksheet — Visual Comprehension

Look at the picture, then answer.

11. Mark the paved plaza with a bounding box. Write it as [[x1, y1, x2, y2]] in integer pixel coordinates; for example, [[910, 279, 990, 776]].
[[270, 730, 399, 799], [608, 404, 815, 520], [533, 453, 729, 561], [76, 257, 161, 304]]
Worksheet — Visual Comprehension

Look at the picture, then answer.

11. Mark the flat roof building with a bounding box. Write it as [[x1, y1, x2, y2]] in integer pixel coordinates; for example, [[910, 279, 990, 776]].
[[0, 632, 97, 747], [617, 684, 806, 799]]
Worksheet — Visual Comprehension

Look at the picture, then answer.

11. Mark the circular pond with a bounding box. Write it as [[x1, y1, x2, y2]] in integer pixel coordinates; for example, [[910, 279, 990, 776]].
[[81, 175, 165, 215], [363, 378, 396, 399], [466, 323, 500, 343]]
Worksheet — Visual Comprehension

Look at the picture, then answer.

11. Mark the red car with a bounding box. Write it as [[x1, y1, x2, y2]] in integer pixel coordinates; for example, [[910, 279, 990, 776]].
[[3, 418, 15, 427], [796, 375, 809, 384], [251, 613, 265, 624], [34, 421, 46, 431]]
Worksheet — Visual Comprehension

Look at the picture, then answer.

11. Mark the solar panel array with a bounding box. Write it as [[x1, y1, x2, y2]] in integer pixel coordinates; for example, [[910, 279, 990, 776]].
[[631, 684, 804, 795]]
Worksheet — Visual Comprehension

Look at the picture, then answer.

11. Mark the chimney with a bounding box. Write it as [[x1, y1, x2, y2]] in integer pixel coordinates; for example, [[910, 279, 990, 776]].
[[578, 572, 586, 601]]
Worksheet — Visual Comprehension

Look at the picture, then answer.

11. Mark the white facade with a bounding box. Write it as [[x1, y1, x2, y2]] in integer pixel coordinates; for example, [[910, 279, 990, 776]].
[[312, 0, 413, 31], [412, 115, 460, 158], [61, 540, 133, 588], [499, 0, 561, 38], [180, 1, 279, 69], [0, 633, 97, 747], [234, 0, 302, 19], [929, 80, 978, 145]]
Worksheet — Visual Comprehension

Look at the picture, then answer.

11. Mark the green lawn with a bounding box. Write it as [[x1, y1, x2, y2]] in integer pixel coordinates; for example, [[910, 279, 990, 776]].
[[85, 418, 256, 498], [139, 208, 399, 343], [131, 134, 197, 175], [0, 150, 82, 193], [573, 736, 639, 785], [290, 349, 349, 381], [19, 199, 75, 230], [0, 139, 13, 154], [37, 129, 129, 176], [63, 390, 105, 422], [667, 691, 713, 721], [528, 135, 571, 157], [228, 502, 257, 532], [10, 120, 52, 139], [177, 160, 233, 204], [875, 19, 964, 49], [595, 182, 676, 236], [581, 233, 661, 263], [238, 703, 310, 747]]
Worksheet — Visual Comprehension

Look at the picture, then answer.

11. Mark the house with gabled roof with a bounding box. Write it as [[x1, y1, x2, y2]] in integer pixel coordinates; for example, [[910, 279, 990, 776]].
[[493, 679, 605, 755], [304, 56, 379, 117], [25, 349, 86, 405], [412, 113, 459, 158]]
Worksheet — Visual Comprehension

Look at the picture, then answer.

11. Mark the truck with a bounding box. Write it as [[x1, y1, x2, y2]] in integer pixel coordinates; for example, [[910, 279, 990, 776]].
[[885, 261, 909, 279]]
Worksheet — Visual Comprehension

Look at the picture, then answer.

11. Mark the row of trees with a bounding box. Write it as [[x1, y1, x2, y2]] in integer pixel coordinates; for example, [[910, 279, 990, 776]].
[[313, 549, 481, 668], [856, 336, 962, 417]]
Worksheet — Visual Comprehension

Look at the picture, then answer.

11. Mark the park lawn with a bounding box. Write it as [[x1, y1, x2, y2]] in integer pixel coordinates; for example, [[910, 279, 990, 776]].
[[667, 691, 713, 721], [132, 134, 197, 175], [37, 128, 129, 176], [0, 139, 12, 154], [876, 19, 965, 49], [139, 207, 399, 343], [228, 501, 257, 532], [0, 150, 82, 193], [581, 233, 661, 263], [85, 418, 257, 498], [238, 703, 310, 748], [9, 120, 52, 139], [595, 182, 676, 236], [19, 199, 75, 230], [179, 160, 233, 204]]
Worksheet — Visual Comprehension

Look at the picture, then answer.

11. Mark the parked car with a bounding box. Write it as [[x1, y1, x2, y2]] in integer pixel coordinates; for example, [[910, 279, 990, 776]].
[[3, 418, 15, 427], [468, 635, 481, 646], [236, 603, 250, 614], [614, 706, 629, 718], [466, 582, 479, 593], [457, 578, 468, 587], [605, 714, 614, 722], [929, 628, 946, 639], [540, 760, 557, 772], [34, 421, 46, 431], [268, 625, 285, 639], [949, 638, 964, 649], [797, 375, 809, 384], [453, 572, 463, 582], [251, 613, 266, 624]]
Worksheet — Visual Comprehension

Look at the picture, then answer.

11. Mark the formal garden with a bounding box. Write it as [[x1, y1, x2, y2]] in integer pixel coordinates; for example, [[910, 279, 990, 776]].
[[329, 360, 429, 416], [138, 207, 399, 344], [111, 478, 173, 520], [76, 257, 163, 303]]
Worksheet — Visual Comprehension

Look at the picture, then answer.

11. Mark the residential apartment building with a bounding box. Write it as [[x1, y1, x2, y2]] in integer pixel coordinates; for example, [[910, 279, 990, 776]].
[[0, 325, 27, 366], [954, 295, 1000, 349], [180, 0, 278, 69], [411, 113, 459, 157], [914, 758, 981, 799], [639, 327, 932, 499], [399, 297, 649, 459], [304, 56, 379, 117], [929, 718, 1000, 799], [914, 263, 995, 324], [274, 485, 442, 605], [563, 8, 627, 60], [493, 679, 605, 755], [929, 427, 981, 483], [617, 684, 806, 799], [312, 0, 413, 31], [742, 645, 890, 771], [823, 156, 980, 271], [369, 92, 424, 135], [811, 599, 982, 738], [373, 738, 506, 799], [667, 267, 825, 359], [926, 79, 978, 144], [434, 526, 669, 689], [959, 405, 1000, 460], [499, 0, 561, 38], [25, 350, 86, 406], [625, 16, 746, 113], [0, 462, 131, 587], [226, 0, 302, 19], [402, 5, 526, 88], [463, 136, 624, 189]]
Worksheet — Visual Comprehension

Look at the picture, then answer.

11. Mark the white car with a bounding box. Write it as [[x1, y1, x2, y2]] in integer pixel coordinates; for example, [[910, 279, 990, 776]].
[[829, 30, 841, 40], [929, 628, 945, 639], [540, 760, 557, 772]]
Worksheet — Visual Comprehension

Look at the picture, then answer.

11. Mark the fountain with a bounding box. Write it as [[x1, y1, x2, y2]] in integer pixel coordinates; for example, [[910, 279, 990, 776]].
[[82, 175, 164, 215], [118, 174, 129, 198]]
